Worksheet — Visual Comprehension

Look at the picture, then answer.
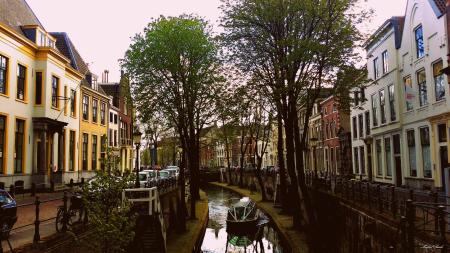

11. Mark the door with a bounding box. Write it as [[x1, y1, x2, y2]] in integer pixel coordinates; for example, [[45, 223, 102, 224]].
[[440, 146, 449, 191], [393, 134, 402, 186]]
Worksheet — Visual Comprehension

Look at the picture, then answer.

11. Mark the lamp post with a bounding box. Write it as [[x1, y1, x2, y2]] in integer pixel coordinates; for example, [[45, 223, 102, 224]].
[[310, 137, 318, 177], [133, 129, 142, 188]]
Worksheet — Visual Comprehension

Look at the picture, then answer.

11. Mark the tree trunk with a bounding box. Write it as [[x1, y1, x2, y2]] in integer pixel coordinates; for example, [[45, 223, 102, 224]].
[[276, 111, 287, 210], [255, 156, 267, 201], [283, 106, 302, 229], [177, 148, 187, 232], [225, 136, 232, 185]]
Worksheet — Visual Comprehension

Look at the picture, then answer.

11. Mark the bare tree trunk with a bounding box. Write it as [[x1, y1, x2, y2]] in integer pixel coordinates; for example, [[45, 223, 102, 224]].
[[255, 156, 267, 201], [177, 148, 187, 232], [276, 111, 287, 210]]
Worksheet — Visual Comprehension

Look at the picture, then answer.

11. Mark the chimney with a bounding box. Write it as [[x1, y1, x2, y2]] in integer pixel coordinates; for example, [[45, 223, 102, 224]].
[[102, 70, 109, 83]]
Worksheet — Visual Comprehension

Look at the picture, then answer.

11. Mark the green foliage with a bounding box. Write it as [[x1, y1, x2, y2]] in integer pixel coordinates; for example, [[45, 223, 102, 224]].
[[82, 140, 136, 253]]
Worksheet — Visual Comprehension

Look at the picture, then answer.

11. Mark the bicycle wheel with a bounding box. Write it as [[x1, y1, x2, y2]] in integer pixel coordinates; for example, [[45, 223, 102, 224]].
[[55, 208, 64, 232]]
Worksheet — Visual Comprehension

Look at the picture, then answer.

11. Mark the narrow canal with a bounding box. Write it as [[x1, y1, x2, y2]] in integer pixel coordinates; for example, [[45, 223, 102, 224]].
[[201, 184, 285, 253]]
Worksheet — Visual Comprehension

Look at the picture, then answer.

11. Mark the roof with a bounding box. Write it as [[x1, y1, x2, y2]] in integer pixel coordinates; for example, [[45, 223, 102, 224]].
[[430, 0, 446, 17], [49, 32, 90, 75], [0, 0, 44, 35], [364, 16, 405, 50]]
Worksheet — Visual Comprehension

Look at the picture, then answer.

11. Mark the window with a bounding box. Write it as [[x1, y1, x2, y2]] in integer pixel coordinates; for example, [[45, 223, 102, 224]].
[[415, 25, 424, 58], [0, 55, 8, 94], [110, 112, 113, 123], [433, 60, 445, 101], [379, 90, 386, 124], [374, 57, 380, 79], [100, 102, 106, 125], [420, 127, 431, 178], [82, 95, 89, 120], [16, 64, 26, 100], [69, 131, 75, 171], [352, 117, 357, 139], [360, 87, 365, 101], [14, 119, 25, 174], [92, 135, 97, 170], [354, 148, 359, 174], [382, 50, 389, 74], [92, 99, 98, 123], [359, 146, 365, 175], [82, 133, 88, 170], [51, 76, 59, 108], [376, 139, 382, 176], [365, 111, 370, 136], [354, 91, 359, 106], [404, 76, 414, 111], [385, 137, 392, 177], [417, 69, 427, 106], [114, 130, 117, 147], [35, 72, 42, 104], [407, 130, 417, 177], [358, 114, 363, 138], [70, 90, 76, 117], [114, 114, 117, 124], [64, 86, 67, 115], [386, 85, 396, 122], [372, 94, 378, 126], [438, 124, 447, 143], [0, 115, 5, 174]]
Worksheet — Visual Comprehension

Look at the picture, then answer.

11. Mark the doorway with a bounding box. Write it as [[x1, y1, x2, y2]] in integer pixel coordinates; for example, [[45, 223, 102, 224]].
[[440, 146, 449, 191], [393, 134, 402, 186]]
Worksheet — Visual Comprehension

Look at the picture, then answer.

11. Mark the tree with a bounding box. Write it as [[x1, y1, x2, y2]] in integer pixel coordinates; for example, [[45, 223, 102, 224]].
[[82, 138, 136, 253], [121, 15, 224, 221], [221, 0, 368, 242]]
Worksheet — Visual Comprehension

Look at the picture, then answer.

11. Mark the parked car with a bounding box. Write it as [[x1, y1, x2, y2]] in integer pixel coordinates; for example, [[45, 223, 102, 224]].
[[0, 189, 17, 238], [142, 170, 159, 187], [159, 170, 171, 180], [164, 166, 179, 178], [139, 171, 150, 187]]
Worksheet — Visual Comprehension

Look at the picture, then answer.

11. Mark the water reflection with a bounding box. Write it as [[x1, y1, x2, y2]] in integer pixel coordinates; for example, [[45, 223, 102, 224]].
[[201, 185, 284, 253]]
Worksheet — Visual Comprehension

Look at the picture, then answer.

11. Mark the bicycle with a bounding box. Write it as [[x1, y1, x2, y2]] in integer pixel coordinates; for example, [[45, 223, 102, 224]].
[[55, 192, 84, 232]]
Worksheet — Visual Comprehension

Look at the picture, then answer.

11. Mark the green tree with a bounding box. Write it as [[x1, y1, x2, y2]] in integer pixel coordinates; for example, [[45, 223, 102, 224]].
[[82, 138, 136, 253], [121, 15, 224, 222], [221, 0, 369, 244]]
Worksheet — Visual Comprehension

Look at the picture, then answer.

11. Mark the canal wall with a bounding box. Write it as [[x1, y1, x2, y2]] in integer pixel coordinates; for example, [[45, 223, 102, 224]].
[[209, 182, 310, 253]]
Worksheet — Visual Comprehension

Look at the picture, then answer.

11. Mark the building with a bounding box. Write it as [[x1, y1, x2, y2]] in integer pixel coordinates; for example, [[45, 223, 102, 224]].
[[350, 0, 450, 190], [321, 95, 351, 175], [0, 0, 93, 188], [100, 72, 133, 173]]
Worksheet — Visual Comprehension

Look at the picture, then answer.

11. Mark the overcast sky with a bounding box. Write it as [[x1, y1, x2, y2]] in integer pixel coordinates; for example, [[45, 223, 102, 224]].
[[26, 0, 408, 82]]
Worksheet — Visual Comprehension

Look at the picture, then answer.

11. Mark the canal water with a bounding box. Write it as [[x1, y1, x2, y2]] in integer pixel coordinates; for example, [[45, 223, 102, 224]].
[[201, 184, 285, 253]]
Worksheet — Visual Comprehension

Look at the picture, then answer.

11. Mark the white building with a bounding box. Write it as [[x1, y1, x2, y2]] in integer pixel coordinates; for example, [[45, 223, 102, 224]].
[[0, 0, 88, 188]]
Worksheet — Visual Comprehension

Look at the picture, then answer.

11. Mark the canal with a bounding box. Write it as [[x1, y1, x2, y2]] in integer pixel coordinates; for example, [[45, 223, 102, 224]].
[[201, 184, 285, 253]]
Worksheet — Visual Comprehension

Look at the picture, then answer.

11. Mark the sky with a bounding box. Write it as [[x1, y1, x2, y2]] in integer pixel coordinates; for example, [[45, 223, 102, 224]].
[[26, 0, 408, 82]]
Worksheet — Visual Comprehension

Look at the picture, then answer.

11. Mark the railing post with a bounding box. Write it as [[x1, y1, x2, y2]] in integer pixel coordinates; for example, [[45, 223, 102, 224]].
[[377, 185, 382, 212], [33, 196, 41, 245], [400, 216, 407, 253], [351, 180, 355, 201], [437, 205, 447, 252], [391, 186, 397, 218], [406, 199, 415, 253], [409, 189, 414, 201], [358, 181, 363, 202], [9, 184, 14, 198], [31, 183, 36, 197], [367, 182, 371, 210], [63, 191, 68, 232]]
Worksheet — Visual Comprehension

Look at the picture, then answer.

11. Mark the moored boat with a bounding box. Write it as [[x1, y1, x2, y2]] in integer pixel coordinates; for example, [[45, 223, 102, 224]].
[[226, 197, 259, 236]]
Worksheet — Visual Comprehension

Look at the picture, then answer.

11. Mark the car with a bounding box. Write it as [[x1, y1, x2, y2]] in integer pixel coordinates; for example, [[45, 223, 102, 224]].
[[0, 189, 17, 238], [138, 171, 150, 187], [165, 166, 180, 178], [142, 170, 159, 187], [159, 170, 171, 180]]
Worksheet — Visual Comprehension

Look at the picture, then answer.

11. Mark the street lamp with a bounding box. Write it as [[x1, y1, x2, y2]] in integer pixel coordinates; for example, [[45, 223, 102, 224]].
[[133, 128, 142, 188], [310, 137, 318, 177]]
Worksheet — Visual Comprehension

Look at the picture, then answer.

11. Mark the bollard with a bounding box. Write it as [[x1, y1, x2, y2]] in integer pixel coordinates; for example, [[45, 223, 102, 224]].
[[406, 199, 415, 253], [50, 181, 55, 192], [377, 185, 382, 212], [31, 183, 36, 197], [9, 184, 14, 198], [400, 216, 407, 252], [63, 192, 68, 232], [409, 189, 414, 201], [391, 186, 397, 218], [437, 205, 447, 252], [33, 196, 41, 245], [367, 182, 372, 210], [81, 177, 85, 185], [69, 179, 74, 189]]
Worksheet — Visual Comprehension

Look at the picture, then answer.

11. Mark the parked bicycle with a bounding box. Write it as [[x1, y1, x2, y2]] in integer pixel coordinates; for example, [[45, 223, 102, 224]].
[[55, 192, 85, 232]]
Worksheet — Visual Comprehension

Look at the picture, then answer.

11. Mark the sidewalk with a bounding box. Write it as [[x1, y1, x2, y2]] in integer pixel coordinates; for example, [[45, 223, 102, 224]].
[[166, 190, 209, 253], [210, 182, 310, 253]]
